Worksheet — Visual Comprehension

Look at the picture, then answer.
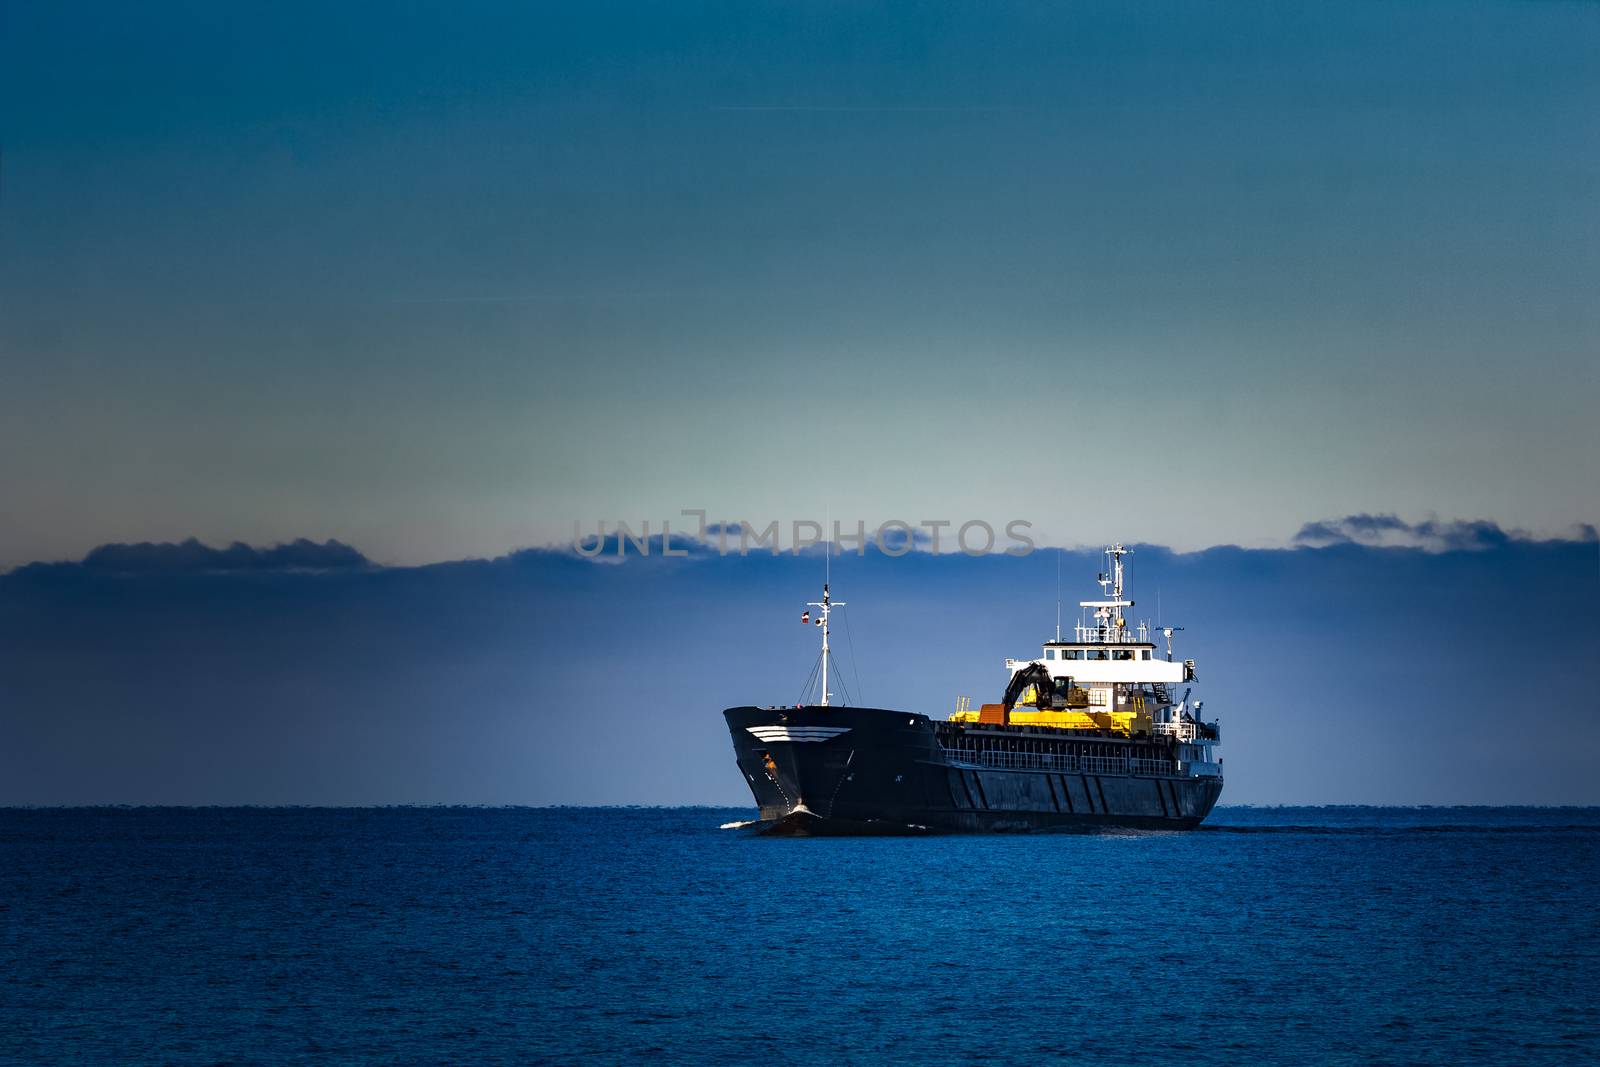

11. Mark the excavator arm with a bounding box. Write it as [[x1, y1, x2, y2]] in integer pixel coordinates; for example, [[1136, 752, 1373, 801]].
[[1002, 663, 1058, 713]]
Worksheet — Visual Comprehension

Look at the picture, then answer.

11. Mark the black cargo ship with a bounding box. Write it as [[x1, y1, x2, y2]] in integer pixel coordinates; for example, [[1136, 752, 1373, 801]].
[[725, 545, 1223, 834]]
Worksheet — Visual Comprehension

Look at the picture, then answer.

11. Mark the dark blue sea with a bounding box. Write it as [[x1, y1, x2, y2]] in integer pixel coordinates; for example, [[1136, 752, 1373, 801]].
[[4, 807, 1598, 1065]]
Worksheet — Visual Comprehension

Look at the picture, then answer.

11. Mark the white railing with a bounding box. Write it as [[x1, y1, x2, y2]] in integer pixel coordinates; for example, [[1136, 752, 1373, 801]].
[[1151, 721, 1220, 742], [1129, 757, 1175, 775], [939, 747, 1177, 777]]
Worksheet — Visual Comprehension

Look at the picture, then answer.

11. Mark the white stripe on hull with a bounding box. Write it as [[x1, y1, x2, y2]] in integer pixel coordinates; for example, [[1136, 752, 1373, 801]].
[[746, 726, 852, 743]]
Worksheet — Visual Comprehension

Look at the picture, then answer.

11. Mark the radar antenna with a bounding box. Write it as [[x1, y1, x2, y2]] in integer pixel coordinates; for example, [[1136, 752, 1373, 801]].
[[1078, 543, 1135, 641]]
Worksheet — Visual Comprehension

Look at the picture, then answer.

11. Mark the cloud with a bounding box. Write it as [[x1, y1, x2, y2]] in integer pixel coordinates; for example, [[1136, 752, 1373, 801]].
[[2, 526, 1597, 805], [870, 524, 934, 552], [529, 528, 712, 563], [72, 537, 370, 574], [1292, 514, 1536, 552]]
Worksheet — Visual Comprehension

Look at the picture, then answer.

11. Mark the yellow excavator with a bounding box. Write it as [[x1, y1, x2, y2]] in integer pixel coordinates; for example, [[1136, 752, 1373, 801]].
[[949, 662, 1150, 736]]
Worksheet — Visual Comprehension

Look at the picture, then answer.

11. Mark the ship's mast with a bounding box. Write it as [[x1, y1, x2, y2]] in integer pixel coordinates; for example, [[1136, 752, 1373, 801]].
[[1055, 552, 1062, 641], [1079, 543, 1135, 641], [807, 583, 844, 706]]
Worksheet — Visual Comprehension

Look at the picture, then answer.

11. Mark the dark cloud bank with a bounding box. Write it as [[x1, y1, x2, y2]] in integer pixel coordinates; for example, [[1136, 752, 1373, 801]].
[[1, 522, 1596, 806], [1293, 514, 1598, 552], [75, 537, 370, 574]]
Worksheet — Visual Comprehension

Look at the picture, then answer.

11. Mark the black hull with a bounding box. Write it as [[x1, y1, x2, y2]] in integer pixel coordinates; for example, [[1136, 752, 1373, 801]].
[[726, 705, 1223, 835]]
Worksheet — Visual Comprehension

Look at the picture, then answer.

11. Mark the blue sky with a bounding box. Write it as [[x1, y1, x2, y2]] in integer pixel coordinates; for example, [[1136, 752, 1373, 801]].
[[0, 4, 1596, 806], [1, 1, 1596, 567]]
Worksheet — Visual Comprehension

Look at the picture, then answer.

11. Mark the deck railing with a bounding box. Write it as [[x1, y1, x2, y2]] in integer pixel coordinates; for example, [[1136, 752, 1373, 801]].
[[1152, 721, 1221, 742], [939, 746, 1177, 777]]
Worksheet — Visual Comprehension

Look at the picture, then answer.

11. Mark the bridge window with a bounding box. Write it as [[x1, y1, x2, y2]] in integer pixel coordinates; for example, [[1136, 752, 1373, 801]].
[[1044, 648, 1055, 660], [1141, 650, 1152, 660], [1113, 650, 1134, 661], [1088, 649, 1109, 661], [1062, 650, 1084, 661]]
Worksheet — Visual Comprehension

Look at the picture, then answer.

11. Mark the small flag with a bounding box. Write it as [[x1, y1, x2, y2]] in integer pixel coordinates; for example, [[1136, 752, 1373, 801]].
[[800, 611, 810, 624]]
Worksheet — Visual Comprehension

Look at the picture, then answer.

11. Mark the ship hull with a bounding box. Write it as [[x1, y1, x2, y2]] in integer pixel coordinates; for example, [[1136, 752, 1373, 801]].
[[726, 705, 1223, 835]]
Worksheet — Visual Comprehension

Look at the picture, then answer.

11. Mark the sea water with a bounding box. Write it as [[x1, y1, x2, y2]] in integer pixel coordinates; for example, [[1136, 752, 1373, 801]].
[[3, 807, 1597, 1065]]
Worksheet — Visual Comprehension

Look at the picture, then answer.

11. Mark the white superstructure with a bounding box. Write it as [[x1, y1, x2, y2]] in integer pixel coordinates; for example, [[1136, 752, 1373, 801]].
[[1000, 544, 1222, 778]]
